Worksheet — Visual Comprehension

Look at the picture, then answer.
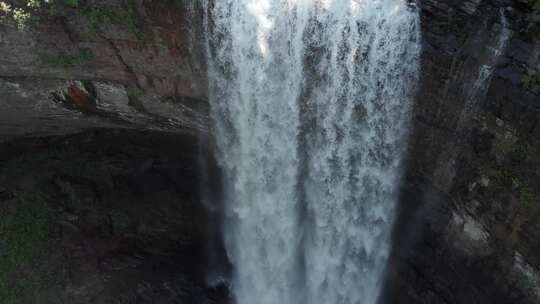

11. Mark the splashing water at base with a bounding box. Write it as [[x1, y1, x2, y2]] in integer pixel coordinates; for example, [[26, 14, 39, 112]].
[[203, 1, 421, 304]]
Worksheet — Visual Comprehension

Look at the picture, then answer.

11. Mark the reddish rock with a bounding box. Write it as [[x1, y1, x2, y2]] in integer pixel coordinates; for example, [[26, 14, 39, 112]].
[[66, 84, 97, 112]]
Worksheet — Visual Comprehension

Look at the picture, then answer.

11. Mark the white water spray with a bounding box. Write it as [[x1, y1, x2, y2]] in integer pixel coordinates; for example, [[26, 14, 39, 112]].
[[204, 1, 420, 304]]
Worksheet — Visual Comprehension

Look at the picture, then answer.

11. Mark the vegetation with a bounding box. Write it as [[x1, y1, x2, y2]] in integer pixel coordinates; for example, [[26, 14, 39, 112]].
[[522, 68, 540, 94], [484, 166, 536, 210], [0, 0, 79, 29], [0, 0, 145, 39], [84, 1, 145, 39], [532, 0, 540, 15], [40, 48, 94, 67], [516, 179, 535, 209], [127, 86, 148, 112], [127, 87, 144, 100], [0, 192, 51, 303], [476, 114, 540, 214]]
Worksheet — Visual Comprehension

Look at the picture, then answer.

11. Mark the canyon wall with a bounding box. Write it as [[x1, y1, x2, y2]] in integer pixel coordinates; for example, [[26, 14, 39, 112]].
[[0, 0, 208, 140], [0, 0, 540, 303], [384, 1, 540, 303]]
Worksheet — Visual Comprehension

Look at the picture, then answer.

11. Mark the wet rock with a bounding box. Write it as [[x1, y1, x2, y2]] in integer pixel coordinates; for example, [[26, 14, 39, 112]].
[[0, 129, 226, 304], [63, 83, 98, 113], [0, 0, 539, 303], [0, 187, 13, 201], [386, 1, 540, 303], [449, 211, 491, 255], [495, 65, 523, 85], [480, 176, 490, 187], [0, 0, 207, 99], [512, 252, 540, 301], [508, 39, 535, 64], [0, 0, 209, 142]]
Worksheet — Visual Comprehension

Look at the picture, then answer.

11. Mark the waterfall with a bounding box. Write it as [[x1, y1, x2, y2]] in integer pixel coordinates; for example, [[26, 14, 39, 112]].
[[203, 1, 421, 304], [452, 9, 511, 136], [469, 10, 511, 107]]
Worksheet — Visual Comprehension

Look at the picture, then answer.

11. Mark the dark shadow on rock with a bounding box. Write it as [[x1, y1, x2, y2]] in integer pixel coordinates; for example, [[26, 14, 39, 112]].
[[0, 128, 231, 303]]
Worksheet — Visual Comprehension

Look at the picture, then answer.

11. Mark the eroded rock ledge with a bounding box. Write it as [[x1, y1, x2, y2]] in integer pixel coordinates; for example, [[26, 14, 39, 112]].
[[0, 0, 209, 141]]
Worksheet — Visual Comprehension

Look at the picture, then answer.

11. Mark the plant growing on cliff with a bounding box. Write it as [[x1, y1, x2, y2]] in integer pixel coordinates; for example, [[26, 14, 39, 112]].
[[0, 192, 51, 303], [85, 0, 145, 40], [534, 0, 540, 11], [1, 0, 146, 42], [39, 48, 94, 67], [522, 69, 540, 94], [0, 0, 79, 29], [0, 2, 33, 30], [530, 0, 540, 15]]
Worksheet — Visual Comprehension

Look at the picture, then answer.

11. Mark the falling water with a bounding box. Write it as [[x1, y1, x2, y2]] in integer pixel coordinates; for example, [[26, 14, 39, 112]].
[[203, 1, 420, 304], [469, 10, 511, 106], [452, 9, 512, 137]]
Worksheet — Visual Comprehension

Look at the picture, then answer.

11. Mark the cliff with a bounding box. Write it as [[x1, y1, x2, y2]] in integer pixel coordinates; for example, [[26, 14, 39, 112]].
[[0, 0, 539, 303], [385, 1, 540, 303], [0, 0, 208, 141]]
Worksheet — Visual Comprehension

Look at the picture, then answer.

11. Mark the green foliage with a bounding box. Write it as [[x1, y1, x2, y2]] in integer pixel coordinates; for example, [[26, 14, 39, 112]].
[[532, 0, 540, 14], [86, 5, 118, 31], [507, 139, 539, 209], [123, 0, 144, 39], [0, 2, 33, 30], [85, 1, 145, 40], [127, 87, 144, 99], [0, 0, 80, 29], [1, 0, 144, 39], [29, 0, 80, 10], [39, 48, 94, 67], [0, 192, 51, 303], [521, 69, 540, 94], [481, 140, 538, 211], [486, 168, 536, 210], [46, 0, 79, 16], [508, 174, 536, 209], [519, 182, 535, 209], [127, 86, 148, 112]]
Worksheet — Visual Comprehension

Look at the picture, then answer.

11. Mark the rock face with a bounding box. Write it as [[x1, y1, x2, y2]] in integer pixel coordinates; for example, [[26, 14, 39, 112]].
[[0, 0, 207, 98], [0, 0, 540, 303], [382, 1, 540, 303], [0, 0, 208, 141], [0, 129, 227, 303]]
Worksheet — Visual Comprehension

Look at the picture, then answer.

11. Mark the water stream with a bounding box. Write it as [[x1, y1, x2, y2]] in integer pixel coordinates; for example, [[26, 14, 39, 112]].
[[204, 1, 421, 303]]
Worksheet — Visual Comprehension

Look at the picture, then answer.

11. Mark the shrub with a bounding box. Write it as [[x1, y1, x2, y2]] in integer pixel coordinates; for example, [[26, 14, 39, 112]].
[[1, 0, 144, 39], [0, 192, 51, 303], [85, 1, 145, 40], [531, 0, 540, 15], [40, 48, 94, 67], [0, 0, 79, 29]]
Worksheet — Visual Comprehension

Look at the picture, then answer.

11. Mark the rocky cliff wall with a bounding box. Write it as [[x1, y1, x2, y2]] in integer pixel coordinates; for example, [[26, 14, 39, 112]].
[[1, 0, 540, 303], [0, 0, 208, 141], [383, 1, 540, 303]]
